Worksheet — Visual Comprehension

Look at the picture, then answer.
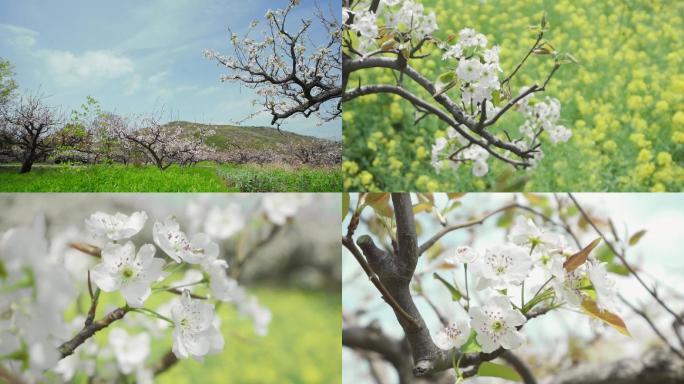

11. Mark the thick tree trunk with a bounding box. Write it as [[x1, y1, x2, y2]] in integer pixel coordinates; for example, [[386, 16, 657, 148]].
[[19, 157, 33, 173]]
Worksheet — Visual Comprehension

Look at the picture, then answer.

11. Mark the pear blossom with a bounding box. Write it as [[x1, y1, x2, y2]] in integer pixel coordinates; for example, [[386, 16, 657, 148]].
[[171, 290, 224, 360], [454, 245, 479, 264], [552, 267, 585, 307], [508, 216, 564, 254], [587, 261, 618, 312], [435, 318, 471, 350], [262, 194, 308, 225], [469, 295, 526, 353], [457, 58, 484, 83], [90, 242, 165, 308], [85, 211, 147, 241], [108, 328, 150, 374], [204, 204, 246, 239], [474, 244, 532, 289], [153, 217, 219, 265]]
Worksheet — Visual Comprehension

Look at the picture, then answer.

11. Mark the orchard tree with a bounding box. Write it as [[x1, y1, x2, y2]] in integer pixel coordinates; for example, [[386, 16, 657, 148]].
[[283, 138, 342, 166], [0, 194, 320, 382], [342, 0, 577, 179], [0, 94, 62, 173], [102, 113, 215, 170], [343, 193, 684, 383], [205, 0, 342, 128]]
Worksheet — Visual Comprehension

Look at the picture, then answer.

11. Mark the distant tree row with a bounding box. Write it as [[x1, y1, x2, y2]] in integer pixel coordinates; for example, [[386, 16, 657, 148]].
[[0, 58, 340, 174]]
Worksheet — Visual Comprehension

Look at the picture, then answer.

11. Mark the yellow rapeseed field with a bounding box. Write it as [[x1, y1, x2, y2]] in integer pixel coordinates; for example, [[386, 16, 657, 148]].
[[343, 0, 684, 191]]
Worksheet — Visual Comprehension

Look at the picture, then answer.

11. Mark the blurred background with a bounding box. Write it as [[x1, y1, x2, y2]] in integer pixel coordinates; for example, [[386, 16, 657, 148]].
[[342, 193, 684, 383], [0, 193, 341, 383]]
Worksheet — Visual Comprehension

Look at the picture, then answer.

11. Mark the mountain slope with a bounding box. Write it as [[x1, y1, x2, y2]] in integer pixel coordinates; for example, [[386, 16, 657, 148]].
[[168, 121, 321, 152]]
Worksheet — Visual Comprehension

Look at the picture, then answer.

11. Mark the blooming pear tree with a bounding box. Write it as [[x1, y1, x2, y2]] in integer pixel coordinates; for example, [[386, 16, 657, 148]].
[[343, 193, 684, 383], [204, 0, 342, 128], [100, 113, 215, 170], [0, 94, 63, 173], [0, 194, 315, 383], [342, 0, 578, 179]]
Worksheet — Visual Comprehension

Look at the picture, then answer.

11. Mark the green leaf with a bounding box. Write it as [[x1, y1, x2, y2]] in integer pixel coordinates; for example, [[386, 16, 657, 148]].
[[607, 263, 630, 276], [342, 193, 350, 220], [477, 362, 522, 382], [460, 330, 481, 354], [434, 71, 458, 97], [555, 52, 579, 65], [596, 245, 614, 263], [628, 230, 646, 246], [433, 273, 462, 301]]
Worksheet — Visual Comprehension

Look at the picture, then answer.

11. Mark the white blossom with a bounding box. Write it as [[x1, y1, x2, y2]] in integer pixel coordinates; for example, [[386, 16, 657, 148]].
[[454, 246, 479, 264], [262, 194, 309, 225], [171, 290, 224, 360], [90, 242, 165, 308], [587, 261, 618, 312], [435, 318, 471, 350], [153, 217, 218, 265], [85, 211, 147, 241], [108, 328, 150, 374], [204, 204, 245, 240], [469, 295, 526, 353], [473, 244, 532, 290]]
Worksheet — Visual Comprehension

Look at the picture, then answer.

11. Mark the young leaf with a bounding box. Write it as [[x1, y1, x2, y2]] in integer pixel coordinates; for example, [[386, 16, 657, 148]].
[[628, 230, 646, 246], [446, 193, 466, 200], [434, 71, 458, 97], [342, 193, 350, 220], [607, 264, 630, 276], [433, 273, 462, 301], [413, 202, 433, 214], [365, 193, 393, 218], [555, 52, 579, 65], [460, 330, 481, 354], [563, 238, 601, 272], [477, 362, 523, 382], [581, 298, 631, 336]]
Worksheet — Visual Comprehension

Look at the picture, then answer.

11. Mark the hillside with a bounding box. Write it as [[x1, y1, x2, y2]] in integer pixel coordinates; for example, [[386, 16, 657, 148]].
[[168, 121, 321, 152]]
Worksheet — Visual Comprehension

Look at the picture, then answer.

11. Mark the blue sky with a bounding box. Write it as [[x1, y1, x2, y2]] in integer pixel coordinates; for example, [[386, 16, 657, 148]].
[[0, 0, 341, 139]]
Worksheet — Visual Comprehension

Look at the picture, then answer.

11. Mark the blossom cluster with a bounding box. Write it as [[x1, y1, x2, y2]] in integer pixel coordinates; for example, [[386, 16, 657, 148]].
[[0, 194, 317, 381], [433, 216, 619, 354], [345, 0, 438, 54]]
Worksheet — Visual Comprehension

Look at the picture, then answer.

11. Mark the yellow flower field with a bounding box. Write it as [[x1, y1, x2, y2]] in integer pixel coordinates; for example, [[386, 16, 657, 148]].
[[343, 0, 684, 191]]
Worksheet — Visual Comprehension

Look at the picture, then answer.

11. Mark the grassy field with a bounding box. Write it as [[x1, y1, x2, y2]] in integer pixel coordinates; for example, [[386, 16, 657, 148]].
[[343, 0, 684, 192], [216, 164, 342, 192], [0, 163, 341, 192]]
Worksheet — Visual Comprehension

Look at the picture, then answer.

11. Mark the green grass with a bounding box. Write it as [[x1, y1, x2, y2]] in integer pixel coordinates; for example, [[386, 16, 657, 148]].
[[0, 163, 342, 192], [0, 164, 231, 192], [216, 164, 342, 192]]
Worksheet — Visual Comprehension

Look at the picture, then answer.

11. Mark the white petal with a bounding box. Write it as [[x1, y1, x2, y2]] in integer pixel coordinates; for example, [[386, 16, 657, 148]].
[[121, 281, 151, 308], [500, 330, 525, 350], [476, 331, 499, 353], [90, 264, 120, 292]]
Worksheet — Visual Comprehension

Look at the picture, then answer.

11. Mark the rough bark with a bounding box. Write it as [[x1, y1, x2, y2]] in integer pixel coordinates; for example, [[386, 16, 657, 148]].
[[548, 348, 684, 384]]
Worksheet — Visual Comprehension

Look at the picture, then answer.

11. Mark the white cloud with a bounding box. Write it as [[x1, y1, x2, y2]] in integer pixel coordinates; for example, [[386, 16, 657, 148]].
[[42, 50, 134, 87], [0, 23, 38, 48]]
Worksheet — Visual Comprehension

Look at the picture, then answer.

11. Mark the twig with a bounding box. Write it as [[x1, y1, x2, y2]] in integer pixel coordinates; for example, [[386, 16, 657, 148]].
[[58, 306, 129, 358], [569, 193, 684, 326]]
